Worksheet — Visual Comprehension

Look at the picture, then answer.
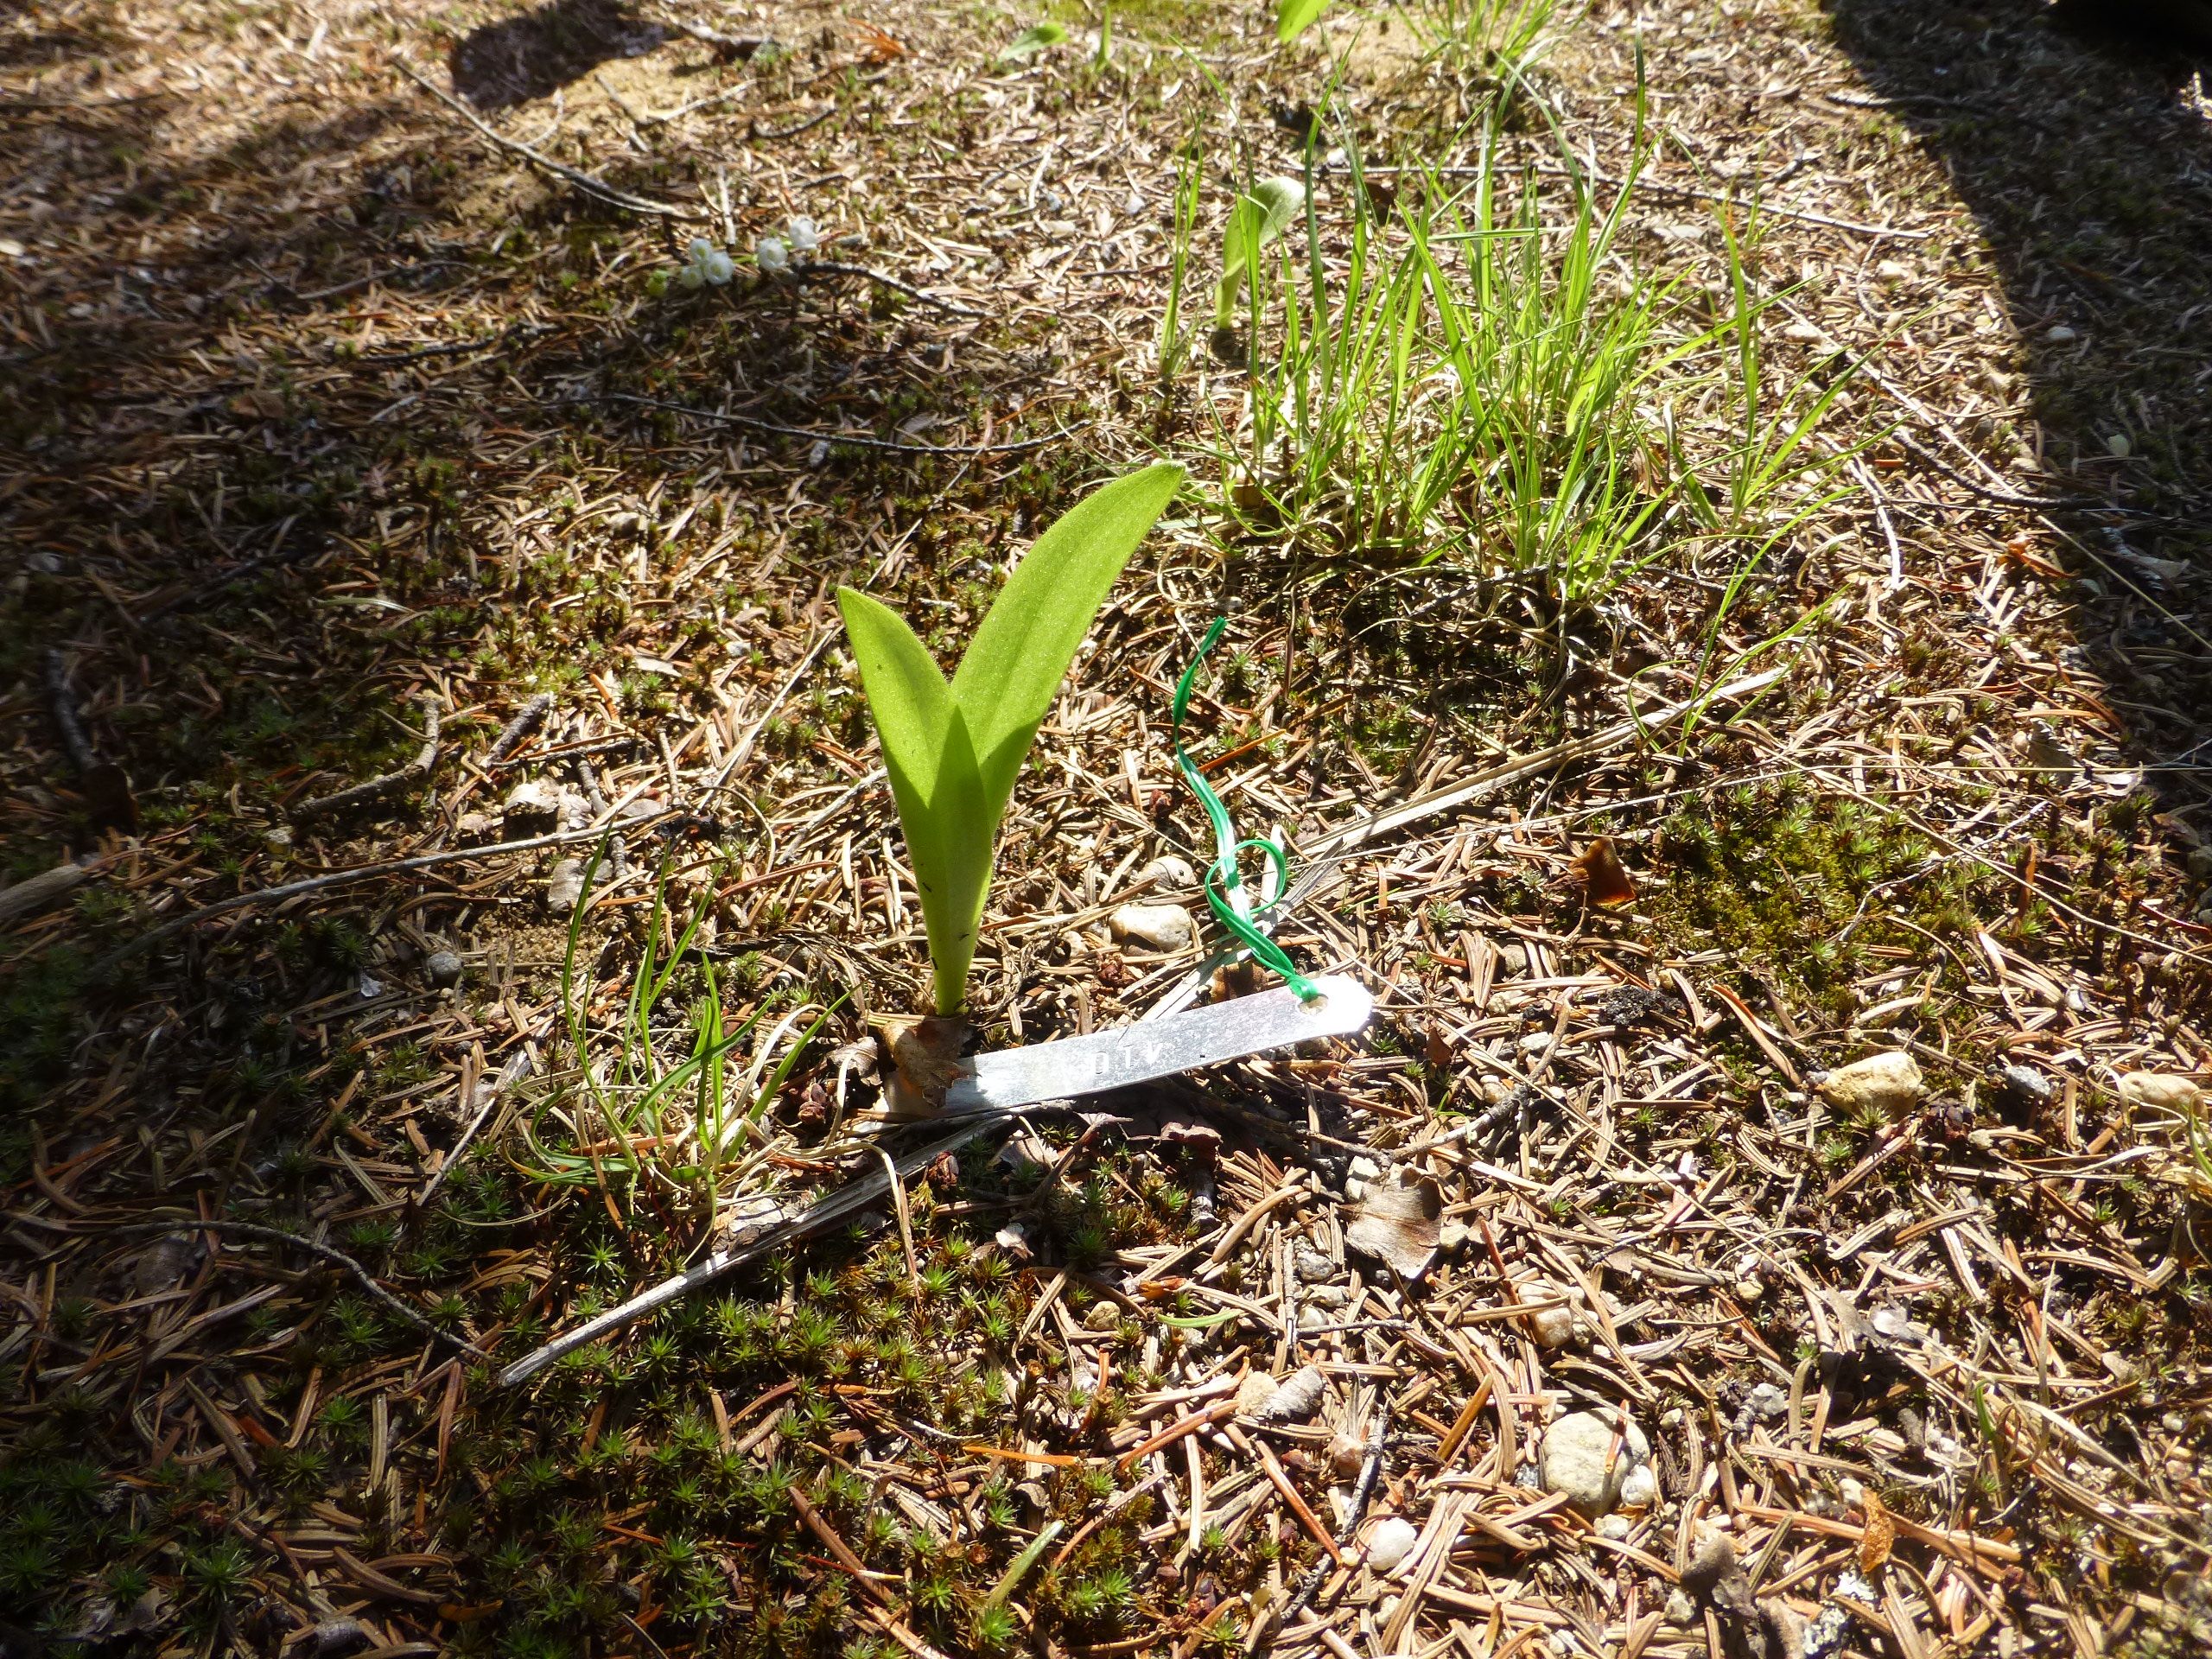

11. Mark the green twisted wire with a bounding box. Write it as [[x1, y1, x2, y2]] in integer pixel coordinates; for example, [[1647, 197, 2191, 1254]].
[[1169, 615, 1320, 1002]]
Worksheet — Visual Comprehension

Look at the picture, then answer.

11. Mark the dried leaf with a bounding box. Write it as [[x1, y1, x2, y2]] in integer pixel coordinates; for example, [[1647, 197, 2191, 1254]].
[[1859, 1489, 1896, 1577], [1344, 1174, 1443, 1281], [1570, 836, 1637, 907]]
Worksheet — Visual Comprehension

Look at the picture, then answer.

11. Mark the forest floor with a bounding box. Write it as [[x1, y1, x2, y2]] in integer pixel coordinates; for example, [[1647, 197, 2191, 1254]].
[[3, 1, 2211, 1656]]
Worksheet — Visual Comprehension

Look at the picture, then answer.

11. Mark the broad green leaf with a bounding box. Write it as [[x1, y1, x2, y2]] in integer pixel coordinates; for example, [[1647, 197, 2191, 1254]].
[[840, 464, 1181, 1014], [836, 588, 951, 794], [836, 589, 989, 1014], [1276, 0, 1331, 43], [999, 22, 1069, 60], [951, 461, 1184, 826]]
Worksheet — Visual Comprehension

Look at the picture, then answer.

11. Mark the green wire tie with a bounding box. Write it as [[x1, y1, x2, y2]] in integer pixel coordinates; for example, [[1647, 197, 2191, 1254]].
[[1170, 614, 1321, 1003]]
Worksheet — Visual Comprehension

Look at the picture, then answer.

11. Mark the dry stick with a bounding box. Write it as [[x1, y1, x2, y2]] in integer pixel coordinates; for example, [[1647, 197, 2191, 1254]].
[[483, 692, 555, 767], [97, 816, 675, 969], [102, 1218, 486, 1357], [292, 696, 442, 822], [795, 258, 984, 319], [601, 392, 1070, 457], [1263, 1402, 1392, 1649], [393, 60, 708, 222], [498, 1118, 986, 1386], [1145, 664, 1789, 1018], [411, 1022, 555, 1217]]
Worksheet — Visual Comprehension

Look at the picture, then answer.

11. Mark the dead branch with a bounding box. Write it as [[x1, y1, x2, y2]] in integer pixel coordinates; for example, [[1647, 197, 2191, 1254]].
[[292, 695, 442, 822]]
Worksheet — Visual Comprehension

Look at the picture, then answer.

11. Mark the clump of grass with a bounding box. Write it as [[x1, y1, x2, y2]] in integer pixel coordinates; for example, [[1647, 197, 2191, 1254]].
[[514, 837, 838, 1217], [1179, 73, 1860, 643]]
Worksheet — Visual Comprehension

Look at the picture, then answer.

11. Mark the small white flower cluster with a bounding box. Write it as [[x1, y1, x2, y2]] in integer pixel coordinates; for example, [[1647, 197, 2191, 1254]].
[[677, 236, 734, 289], [754, 215, 820, 276]]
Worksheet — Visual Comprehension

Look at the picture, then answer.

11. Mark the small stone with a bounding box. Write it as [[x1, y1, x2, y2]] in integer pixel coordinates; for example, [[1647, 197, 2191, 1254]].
[[1597, 1514, 1632, 1541], [1681, 1522, 1739, 1597], [1294, 1247, 1338, 1283], [1993, 1064, 2055, 1109], [1083, 1301, 1122, 1332], [455, 810, 500, 842], [1348, 1155, 1382, 1182], [502, 778, 563, 829], [1618, 1464, 1658, 1509], [1109, 902, 1195, 952], [1837, 1475, 1865, 1510], [1363, 1515, 1420, 1573], [1328, 1430, 1367, 1478], [424, 950, 464, 988], [1139, 854, 1198, 889], [2187, 846, 2212, 882], [1664, 1589, 1700, 1629], [546, 858, 588, 911], [1876, 260, 1909, 281], [1528, 1300, 1580, 1350], [1735, 1278, 1764, 1305], [1236, 1370, 1281, 1416], [2107, 433, 2132, 460], [2116, 1071, 2202, 1114], [1302, 1284, 1350, 1311], [1746, 1382, 1789, 1421], [1539, 1410, 1650, 1515], [2047, 324, 2077, 343], [1250, 1364, 1327, 1423], [1811, 1052, 1924, 1116]]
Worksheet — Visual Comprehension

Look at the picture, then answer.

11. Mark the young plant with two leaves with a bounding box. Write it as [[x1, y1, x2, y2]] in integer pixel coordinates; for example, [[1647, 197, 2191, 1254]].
[[836, 463, 1185, 1023]]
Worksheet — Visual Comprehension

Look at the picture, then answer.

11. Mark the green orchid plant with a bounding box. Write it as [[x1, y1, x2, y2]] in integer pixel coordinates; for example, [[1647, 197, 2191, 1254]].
[[837, 462, 1185, 1018]]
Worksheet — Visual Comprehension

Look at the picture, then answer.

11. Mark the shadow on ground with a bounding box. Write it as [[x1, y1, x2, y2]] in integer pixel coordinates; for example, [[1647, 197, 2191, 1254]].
[[448, 0, 669, 109], [1820, 0, 2212, 772]]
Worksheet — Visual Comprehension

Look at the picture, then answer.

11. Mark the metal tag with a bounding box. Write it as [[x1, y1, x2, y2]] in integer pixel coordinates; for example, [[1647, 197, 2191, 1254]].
[[942, 975, 1372, 1115]]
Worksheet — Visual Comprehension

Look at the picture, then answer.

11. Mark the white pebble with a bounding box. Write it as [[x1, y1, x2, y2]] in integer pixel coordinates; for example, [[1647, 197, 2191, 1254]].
[[1364, 1516, 1420, 1573]]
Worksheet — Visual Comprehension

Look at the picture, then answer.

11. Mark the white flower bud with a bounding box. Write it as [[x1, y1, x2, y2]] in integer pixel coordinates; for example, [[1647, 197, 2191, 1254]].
[[702, 248, 734, 285], [786, 215, 820, 256], [755, 235, 789, 273]]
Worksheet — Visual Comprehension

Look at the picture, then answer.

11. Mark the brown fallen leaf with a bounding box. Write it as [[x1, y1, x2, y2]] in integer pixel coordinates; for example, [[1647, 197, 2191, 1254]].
[[1570, 836, 1637, 907], [868, 1013, 974, 1116], [1344, 1173, 1444, 1281], [1859, 1488, 1896, 1577]]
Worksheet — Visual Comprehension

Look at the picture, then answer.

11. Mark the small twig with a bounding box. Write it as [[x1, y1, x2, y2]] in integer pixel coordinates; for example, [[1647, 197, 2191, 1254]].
[[43, 649, 134, 825], [1891, 432, 2107, 512], [498, 1118, 996, 1386], [794, 259, 984, 318], [102, 1218, 486, 1357], [292, 695, 442, 822], [411, 1026, 551, 1217], [601, 392, 1068, 457], [96, 816, 675, 969], [483, 692, 555, 766], [1263, 1402, 1391, 1647], [658, 16, 778, 55], [394, 60, 708, 222], [753, 103, 841, 141]]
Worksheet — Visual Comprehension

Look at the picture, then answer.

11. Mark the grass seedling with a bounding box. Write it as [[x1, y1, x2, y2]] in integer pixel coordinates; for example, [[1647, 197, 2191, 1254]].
[[838, 463, 1184, 1016], [518, 839, 840, 1208]]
